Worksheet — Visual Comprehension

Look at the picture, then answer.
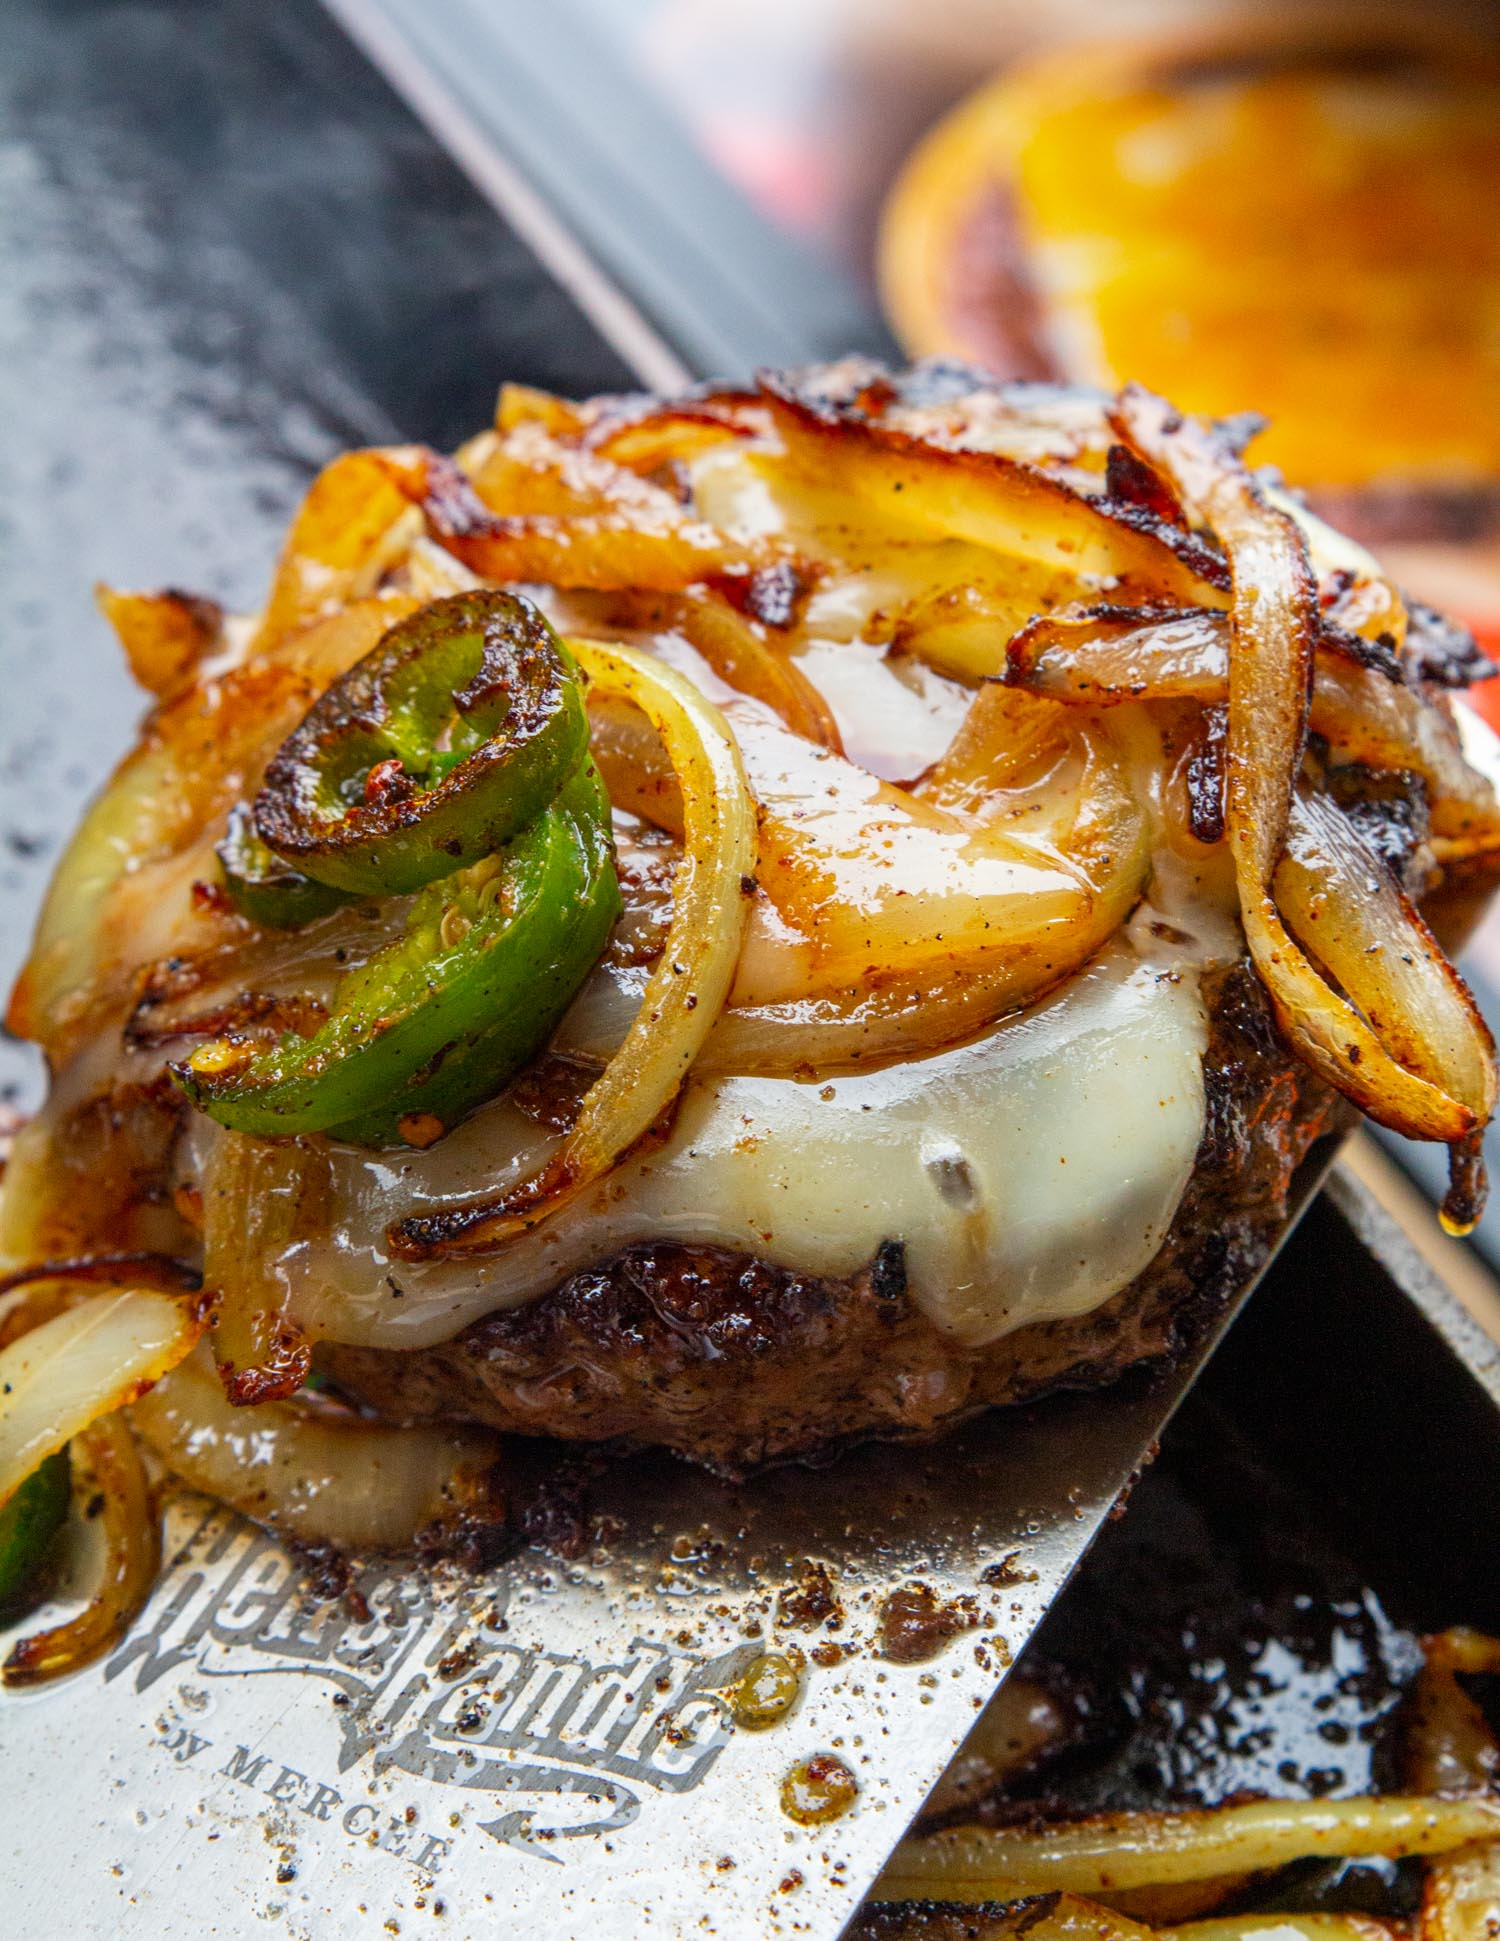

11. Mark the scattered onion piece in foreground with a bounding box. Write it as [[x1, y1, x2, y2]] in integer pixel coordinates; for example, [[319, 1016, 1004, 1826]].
[[0, 1288, 208, 1509], [1113, 387, 1496, 1228], [1403, 1629, 1500, 1941], [3, 1414, 159, 1689], [131, 1347, 501, 1553], [387, 637, 757, 1261], [873, 1793, 1500, 1906]]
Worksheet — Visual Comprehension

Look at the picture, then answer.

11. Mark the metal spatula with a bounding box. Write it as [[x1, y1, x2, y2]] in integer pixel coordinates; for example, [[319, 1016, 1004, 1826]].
[[1, 1148, 1340, 1941]]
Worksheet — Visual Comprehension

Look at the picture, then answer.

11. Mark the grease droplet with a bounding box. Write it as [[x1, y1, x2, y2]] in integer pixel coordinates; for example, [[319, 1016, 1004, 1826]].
[[780, 1752, 858, 1825], [728, 1652, 801, 1730]]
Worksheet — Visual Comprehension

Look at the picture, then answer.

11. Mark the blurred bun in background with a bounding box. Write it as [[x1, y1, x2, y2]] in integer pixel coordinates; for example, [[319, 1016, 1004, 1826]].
[[878, 10, 1500, 647]]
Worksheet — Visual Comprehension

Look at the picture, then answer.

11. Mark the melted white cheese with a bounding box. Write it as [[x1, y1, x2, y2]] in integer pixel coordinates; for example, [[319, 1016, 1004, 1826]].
[[282, 941, 1207, 1352]]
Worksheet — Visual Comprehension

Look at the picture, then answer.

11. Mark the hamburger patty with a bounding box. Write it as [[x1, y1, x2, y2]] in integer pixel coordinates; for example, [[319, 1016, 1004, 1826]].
[[321, 963, 1344, 1470]]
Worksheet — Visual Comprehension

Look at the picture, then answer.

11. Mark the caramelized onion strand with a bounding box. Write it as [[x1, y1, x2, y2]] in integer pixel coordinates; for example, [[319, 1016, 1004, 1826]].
[[1113, 388, 1495, 1218], [2, 1414, 160, 1689], [1004, 603, 1500, 851], [378, 447, 766, 593], [875, 1793, 1500, 1906]]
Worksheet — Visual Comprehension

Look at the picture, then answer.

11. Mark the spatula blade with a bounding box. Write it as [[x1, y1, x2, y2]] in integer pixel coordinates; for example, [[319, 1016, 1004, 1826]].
[[1, 1147, 1336, 1941]]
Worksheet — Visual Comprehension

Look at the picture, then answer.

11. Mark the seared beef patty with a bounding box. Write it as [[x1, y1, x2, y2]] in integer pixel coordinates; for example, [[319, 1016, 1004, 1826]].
[[322, 964, 1344, 1470]]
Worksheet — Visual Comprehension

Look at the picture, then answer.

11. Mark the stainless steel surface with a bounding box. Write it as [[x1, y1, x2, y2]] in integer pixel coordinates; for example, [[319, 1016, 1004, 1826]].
[[318, 0, 900, 382], [0, 1147, 1336, 1939]]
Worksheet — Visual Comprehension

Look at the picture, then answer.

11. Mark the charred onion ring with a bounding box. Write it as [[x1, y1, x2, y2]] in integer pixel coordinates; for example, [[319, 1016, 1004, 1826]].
[[3, 1414, 159, 1689]]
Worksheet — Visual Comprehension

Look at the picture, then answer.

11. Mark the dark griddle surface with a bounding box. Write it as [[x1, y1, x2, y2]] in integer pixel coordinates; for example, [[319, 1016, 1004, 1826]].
[[999, 1188, 1500, 1818]]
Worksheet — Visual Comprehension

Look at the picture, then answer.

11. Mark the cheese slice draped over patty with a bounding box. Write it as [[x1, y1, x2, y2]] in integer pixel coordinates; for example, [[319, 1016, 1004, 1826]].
[[221, 940, 1207, 1353]]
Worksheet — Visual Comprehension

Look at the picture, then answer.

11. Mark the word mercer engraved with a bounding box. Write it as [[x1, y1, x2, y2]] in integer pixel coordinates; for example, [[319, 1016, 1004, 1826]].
[[114, 1508, 753, 1859], [157, 1719, 453, 1872]]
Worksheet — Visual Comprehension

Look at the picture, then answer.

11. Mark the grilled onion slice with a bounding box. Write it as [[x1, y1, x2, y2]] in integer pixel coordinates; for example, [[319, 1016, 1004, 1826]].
[[1114, 387, 1495, 1223], [200, 1133, 318, 1406], [131, 1346, 500, 1553], [1004, 603, 1500, 853], [378, 445, 768, 592], [760, 372, 1221, 599], [729, 707, 1092, 1006], [96, 586, 224, 701], [0, 1288, 207, 1509], [582, 679, 1145, 1075], [701, 701, 1149, 1073], [254, 449, 417, 652], [1404, 1630, 1500, 1941], [875, 1794, 1500, 1906], [670, 595, 841, 750], [2, 1414, 159, 1689], [1277, 793, 1495, 1120]]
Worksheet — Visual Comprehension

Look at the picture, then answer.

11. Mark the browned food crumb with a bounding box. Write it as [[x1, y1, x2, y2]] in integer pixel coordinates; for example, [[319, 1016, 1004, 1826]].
[[877, 1583, 981, 1664], [778, 1563, 843, 1631]]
